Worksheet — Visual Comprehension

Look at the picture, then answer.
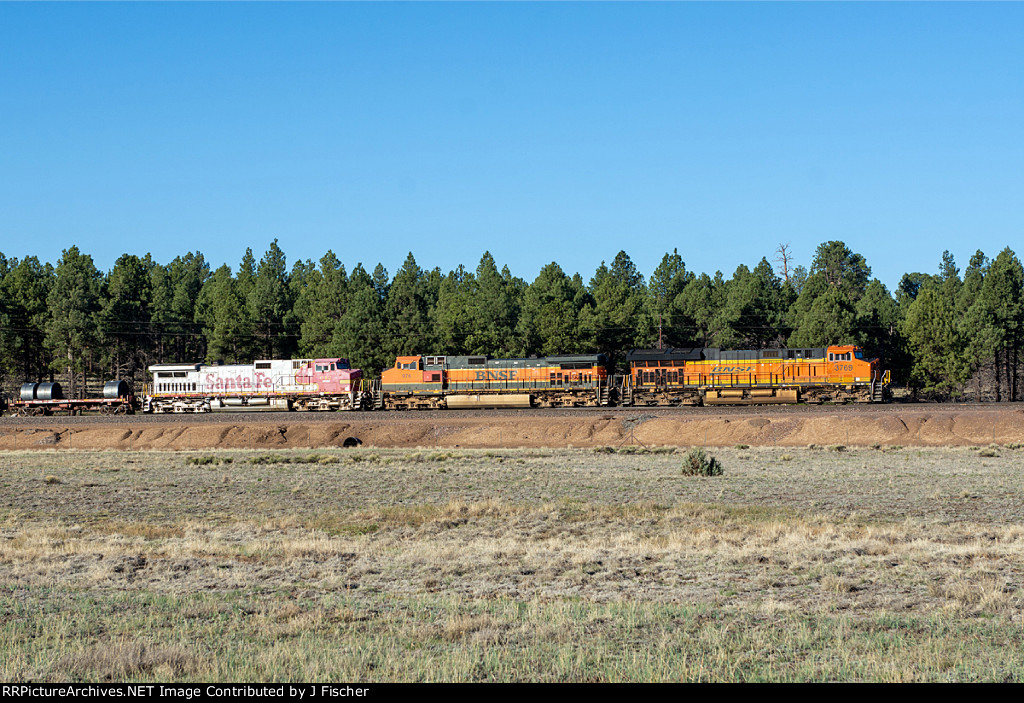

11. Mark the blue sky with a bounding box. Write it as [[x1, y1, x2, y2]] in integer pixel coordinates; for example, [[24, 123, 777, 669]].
[[1, 3, 1021, 290]]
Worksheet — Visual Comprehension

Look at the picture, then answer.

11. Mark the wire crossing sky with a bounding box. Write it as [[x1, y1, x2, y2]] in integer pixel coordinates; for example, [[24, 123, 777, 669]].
[[1, 3, 1021, 290]]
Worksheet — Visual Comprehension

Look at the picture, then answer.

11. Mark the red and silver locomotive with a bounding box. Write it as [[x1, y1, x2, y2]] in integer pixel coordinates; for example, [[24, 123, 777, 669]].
[[146, 358, 366, 413]]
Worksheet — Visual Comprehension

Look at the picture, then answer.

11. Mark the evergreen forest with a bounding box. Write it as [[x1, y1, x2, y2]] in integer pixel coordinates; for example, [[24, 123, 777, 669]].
[[1, 240, 1022, 401]]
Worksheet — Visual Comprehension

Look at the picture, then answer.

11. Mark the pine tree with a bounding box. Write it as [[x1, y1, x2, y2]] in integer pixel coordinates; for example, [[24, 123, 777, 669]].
[[675, 272, 723, 348], [788, 286, 857, 348], [586, 251, 648, 367], [900, 287, 969, 396], [0, 256, 53, 383], [647, 249, 694, 348], [248, 241, 292, 359], [332, 264, 389, 373], [810, 240, 871, 298], [99, 254, 153, 380], [517, 262, 589, 356], [432, 265, 474, 355], [966, 248, 1024, 400], [296, 251, 348, 358], [385, 253, 430, 357], [45, 247, 102, 397], [195, 265, 248, 363], [465, 252, 521, 356]]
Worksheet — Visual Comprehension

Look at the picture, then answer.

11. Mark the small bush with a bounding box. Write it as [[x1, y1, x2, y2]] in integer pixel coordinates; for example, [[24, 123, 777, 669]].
[[186, 455, 232, 466], [681, 448, 723, 477], [249, 454, 289, 465], [780, 454, 794, 462], [734, 444, 749, 450], [978, 448, 1000, 458], [830, 445, 847, 453]]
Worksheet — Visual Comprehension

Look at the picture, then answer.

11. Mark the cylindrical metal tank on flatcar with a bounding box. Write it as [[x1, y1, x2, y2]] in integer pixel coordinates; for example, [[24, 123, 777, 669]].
[[103, 380, 131, 399], [36, 382, 63, 400]]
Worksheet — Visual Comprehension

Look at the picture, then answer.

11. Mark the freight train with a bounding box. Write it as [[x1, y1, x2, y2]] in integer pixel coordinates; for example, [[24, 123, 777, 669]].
[[2, 344, 890, 415]]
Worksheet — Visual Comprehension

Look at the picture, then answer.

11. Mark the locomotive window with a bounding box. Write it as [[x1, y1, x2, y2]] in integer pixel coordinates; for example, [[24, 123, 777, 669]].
[[330, 363, 336, 371]]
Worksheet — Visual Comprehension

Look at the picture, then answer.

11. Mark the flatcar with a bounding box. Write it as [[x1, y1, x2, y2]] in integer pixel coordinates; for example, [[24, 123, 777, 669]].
[[623, 344, 889, 405], [375, 353, 612, 409], [5, 380, 139, 416], [146, 358, 366, 413]]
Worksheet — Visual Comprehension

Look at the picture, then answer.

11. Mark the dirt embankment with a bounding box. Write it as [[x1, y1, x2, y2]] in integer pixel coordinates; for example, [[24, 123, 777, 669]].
[[1, 407, 1022, 451]]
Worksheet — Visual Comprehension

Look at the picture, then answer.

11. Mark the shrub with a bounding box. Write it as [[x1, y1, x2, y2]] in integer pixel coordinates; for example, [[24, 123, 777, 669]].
[[681, 448, 723, 477], [186, 455, 232, 466]]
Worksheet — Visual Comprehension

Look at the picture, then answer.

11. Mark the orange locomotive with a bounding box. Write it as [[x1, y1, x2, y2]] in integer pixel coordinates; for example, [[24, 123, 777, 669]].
[[377, 354, 612, 409], [623, 344, 889, 405]]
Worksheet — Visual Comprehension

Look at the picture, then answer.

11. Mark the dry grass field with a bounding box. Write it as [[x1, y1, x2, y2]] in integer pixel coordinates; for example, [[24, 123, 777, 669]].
[[1, 444, 1023, 681]]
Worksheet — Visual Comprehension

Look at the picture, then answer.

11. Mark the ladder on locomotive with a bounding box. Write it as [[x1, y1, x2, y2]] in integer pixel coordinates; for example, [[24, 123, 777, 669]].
[[870, 370, 890, 403]]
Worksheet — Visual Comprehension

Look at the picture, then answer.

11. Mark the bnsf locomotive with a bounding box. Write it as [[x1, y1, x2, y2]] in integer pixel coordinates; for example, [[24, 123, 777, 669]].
[[623, 344, 889, 405], [376, 354, 611, 409]]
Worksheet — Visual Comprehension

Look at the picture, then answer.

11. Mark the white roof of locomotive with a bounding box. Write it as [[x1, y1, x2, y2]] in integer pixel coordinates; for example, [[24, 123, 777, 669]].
[[148, 363, 202, 372]]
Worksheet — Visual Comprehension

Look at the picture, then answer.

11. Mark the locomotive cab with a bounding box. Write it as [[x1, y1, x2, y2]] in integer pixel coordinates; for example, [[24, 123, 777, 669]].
[[381, 356, 447, 391], [824, 345, 878, 383], [295, 358, 361, 393]]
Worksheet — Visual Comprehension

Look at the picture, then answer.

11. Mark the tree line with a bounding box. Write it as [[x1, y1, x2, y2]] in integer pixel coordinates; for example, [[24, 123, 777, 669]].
[[0, 240, 1021, 400]]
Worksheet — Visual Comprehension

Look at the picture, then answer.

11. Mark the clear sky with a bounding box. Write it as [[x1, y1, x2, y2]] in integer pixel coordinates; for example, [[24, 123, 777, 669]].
[[1, 2, 1021, 291]]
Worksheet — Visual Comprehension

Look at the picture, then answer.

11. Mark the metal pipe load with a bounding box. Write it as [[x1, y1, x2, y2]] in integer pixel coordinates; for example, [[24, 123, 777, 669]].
[[35, 382, 63, 400], [103, 380, 131, 399]]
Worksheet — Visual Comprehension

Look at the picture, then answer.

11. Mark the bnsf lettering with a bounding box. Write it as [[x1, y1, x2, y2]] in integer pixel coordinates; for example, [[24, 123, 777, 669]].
[[474, 370, 519, 381], [710, 366, 754, 374]]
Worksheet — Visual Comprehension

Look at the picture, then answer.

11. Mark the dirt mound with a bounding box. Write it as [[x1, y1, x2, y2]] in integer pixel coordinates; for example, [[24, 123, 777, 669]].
[[1, 407, 1023, 451]]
